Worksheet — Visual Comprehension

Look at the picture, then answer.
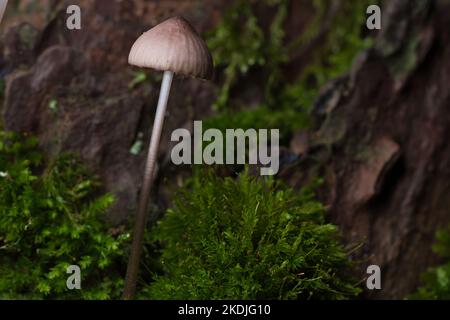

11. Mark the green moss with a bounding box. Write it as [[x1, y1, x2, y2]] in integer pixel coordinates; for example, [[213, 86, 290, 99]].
[[140, 169, 361, 300], [0, 131, 129, 299], [281, 0, 377, 112], [409, 226, 450, 299], [206, 0, 378, 143], [203, 106, 309, 145], [207, 0, 288, 110]]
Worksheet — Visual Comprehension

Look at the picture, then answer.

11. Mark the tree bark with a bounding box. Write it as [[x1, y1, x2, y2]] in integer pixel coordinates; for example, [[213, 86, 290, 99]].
[[282, 0, 450, 298]]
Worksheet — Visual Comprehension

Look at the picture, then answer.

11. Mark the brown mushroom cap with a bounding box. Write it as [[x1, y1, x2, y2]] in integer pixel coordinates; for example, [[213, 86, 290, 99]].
[[128, 16, 213, 80]]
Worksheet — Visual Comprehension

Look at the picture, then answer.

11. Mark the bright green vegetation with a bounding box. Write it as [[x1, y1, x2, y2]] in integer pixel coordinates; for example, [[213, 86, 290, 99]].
[[0, 131, 360, 300], [0, 131, 129, 299], [409, 227, 450, 299], [141, 170, 361, 300]]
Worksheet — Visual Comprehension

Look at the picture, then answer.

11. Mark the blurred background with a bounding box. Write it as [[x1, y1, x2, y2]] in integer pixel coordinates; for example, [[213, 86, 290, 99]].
[[1, 0, 450, 300]]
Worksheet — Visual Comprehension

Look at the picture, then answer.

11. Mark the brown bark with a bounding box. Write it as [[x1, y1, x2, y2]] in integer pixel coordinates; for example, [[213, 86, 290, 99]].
[[281, 0, 450, 298]]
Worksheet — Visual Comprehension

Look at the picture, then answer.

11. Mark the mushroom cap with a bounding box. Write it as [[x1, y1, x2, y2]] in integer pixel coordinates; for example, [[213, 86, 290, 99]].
[[128, 16, 213, 80]]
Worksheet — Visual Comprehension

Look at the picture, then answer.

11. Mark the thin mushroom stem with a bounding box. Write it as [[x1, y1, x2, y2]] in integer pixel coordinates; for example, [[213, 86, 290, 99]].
[[0, 0, 8, 24], [123, 70, 174, 299]]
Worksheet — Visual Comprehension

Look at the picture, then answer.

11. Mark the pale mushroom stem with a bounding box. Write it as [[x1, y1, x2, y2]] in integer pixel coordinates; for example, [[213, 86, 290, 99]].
[[123, 70, 174, 299], [0, 0, 8, 25]]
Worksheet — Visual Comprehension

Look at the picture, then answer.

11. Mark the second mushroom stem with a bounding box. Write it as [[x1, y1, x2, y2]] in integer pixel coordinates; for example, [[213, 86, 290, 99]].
[[123, 70, 174, 299]]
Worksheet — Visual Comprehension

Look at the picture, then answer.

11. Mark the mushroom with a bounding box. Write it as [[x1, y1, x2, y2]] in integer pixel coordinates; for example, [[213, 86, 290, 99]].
[[123, 16, 213, 299], [0, 0, 7, 25]]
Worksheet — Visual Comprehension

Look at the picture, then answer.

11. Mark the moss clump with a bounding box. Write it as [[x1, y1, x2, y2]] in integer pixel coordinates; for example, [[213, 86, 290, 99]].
[[141, 169, 361, 300], [0, 131, 129, 299]]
